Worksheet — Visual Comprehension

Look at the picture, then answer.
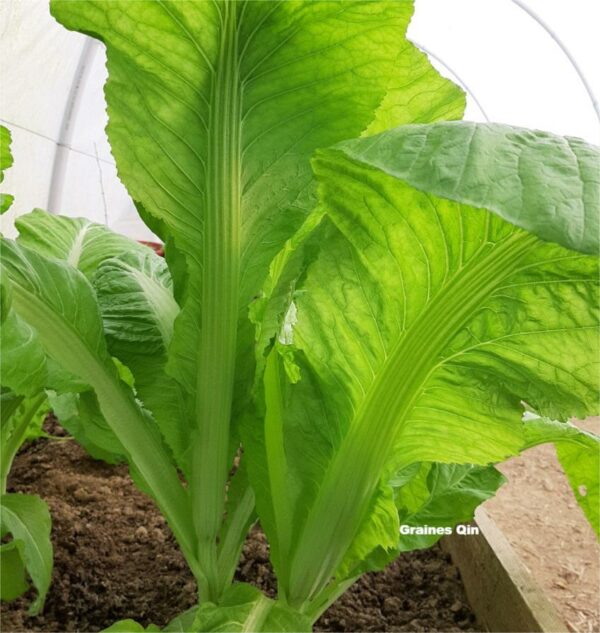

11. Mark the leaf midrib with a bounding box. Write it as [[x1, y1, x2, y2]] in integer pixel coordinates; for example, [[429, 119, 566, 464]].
[[66, 223, 89, 269], [190, 0, 244, 595]]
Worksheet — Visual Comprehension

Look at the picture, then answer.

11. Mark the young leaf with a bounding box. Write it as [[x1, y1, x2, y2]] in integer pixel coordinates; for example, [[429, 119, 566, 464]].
[[0, 125, 14, 214], [0, 389, 23, 429], [215, 464, 256, 598], [1, 394, 48, 494], [0, 493, 52, 614]]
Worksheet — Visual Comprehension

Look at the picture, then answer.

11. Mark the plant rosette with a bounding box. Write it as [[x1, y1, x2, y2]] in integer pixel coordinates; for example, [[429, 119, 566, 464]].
[[1, 1, 598, 630]]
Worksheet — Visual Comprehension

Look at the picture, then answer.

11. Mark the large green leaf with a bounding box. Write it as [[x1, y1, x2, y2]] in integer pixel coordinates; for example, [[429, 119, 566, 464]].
[[49, 0, 463, 405], [0, 239, 197, 566], [16, 209, 148, 279], [50, 0, 465, 598], [49, 0, 464, 351], [0, 493, 52, 614], [336, 122, 600, 255], [246, 124, 598, 608], [0, 125, 14, 214]]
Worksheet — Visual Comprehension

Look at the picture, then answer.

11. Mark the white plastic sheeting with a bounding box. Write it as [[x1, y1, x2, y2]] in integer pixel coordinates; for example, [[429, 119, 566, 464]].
[[1, 0, 599, 241], [0, 1, 142, 239]]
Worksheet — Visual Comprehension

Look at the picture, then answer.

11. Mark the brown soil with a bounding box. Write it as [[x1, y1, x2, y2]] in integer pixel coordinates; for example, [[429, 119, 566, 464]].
[[1, 425, 477, 633], [484, 417, 600, 633]]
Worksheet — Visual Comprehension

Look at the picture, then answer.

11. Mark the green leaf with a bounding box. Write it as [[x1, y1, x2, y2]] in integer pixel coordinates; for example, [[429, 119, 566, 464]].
[[16, 209, 149, 279], [0, 389, 23, 428], [1, 239, 197, 566], [1, 394, 48, 494], [250, 125, 598, 607], [395, 463, 504, 551], [334, 480, 400, 580], [0, 541, 29, 601], [557, 440, 599, 537], [103, 620, 161, 632], [0, 493, 53, 614], [192, 583, 311, 633], [335, 122, 600, 255], [0, 194, 14, 215], [0, 280, 47, 397], [49, 3, 464, 381], [0, 125, 14, 214], [94, 251, 178, 352], [249, 208, 326, 380], [334, 463, 504, 582], [48, 391, 126, 464], [0, 126, 13, 178], [2, 274, 89, 397], [93, 250, 190, 473], [522, 415, 600, 536], [164, 607, 198, 633], [397, 464, 505, 526]]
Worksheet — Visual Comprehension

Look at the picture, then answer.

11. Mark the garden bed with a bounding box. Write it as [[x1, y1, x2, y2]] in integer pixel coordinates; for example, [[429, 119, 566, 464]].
[[484, 418, 600, 633], [1, 425, 478, 633]]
